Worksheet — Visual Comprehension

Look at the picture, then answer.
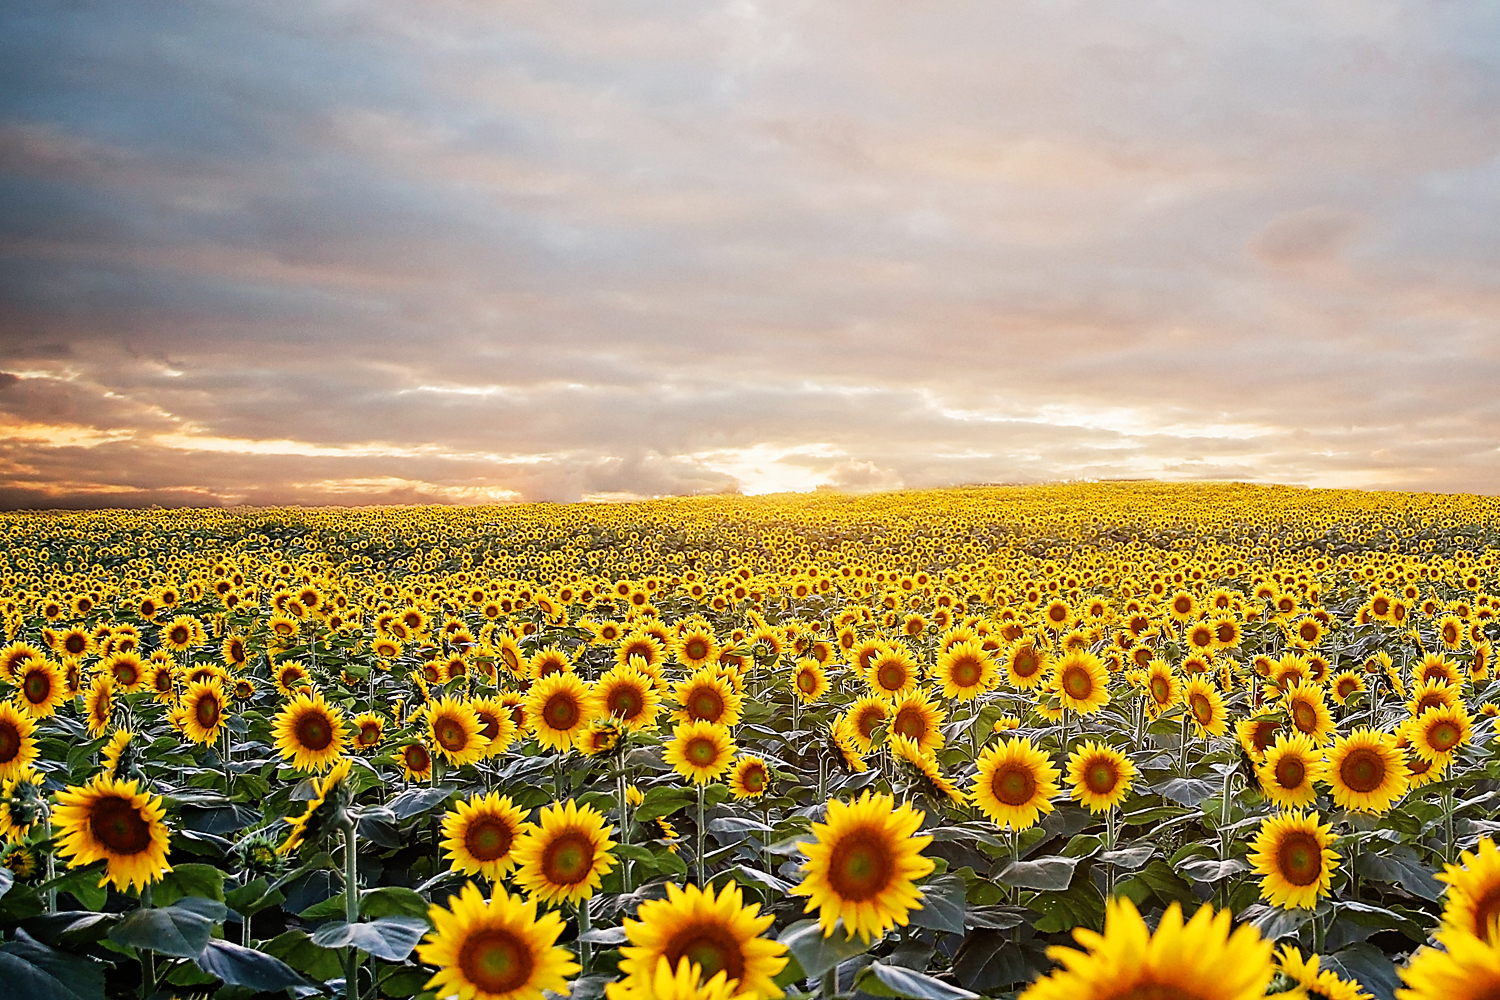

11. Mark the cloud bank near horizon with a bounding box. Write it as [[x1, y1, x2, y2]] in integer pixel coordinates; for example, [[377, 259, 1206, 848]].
[[3, 0, 1500, 508]]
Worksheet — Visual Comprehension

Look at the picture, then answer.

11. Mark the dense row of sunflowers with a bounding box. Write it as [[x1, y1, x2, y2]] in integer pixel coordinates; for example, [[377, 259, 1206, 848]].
[[1, 483, 1500, 999]]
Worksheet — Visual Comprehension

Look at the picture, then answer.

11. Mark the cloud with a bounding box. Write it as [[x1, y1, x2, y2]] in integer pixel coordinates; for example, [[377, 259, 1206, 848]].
[[2, 0, 1500, 508]]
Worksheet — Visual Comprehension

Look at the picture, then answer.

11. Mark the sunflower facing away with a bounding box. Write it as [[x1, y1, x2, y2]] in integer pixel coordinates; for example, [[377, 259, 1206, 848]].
[[0, 702, 39, 781], [272, 690, 349, 772], [617, 880, 788, 1000], [1066, 740, 1137, 814], [426, 695, 490, 765], [441, 791, 534, 879], [279, 758, 354, 856], [664, 720, 737, 785], [1256, 732, 1323, 810], [53, 774, 173, 892], [525, 672, 595, 752], [1248, 810, 1339, 910], [971, 736, 1060, 831], [1438, 836, 1500, 943], [512, 798, 617, 906], [418, 881, 578, 1000], [1326, 727, 1408, 814], [1019, 897, 1273, 1000], [793, 789, 935, 943]]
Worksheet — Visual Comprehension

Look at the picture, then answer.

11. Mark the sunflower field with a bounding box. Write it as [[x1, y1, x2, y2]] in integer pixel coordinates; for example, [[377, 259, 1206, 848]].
[[3, 482, 1500, 1000]]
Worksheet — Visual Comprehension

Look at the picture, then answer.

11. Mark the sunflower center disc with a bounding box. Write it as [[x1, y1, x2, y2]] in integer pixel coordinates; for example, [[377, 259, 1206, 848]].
[[743, 767, 765, 792], [1275, 757, 1305, 790], [685, 640, 709, 661], [0, 723, 19, 763], [877, 665, 905, 690], [993, 766, 1036, 807], [1113, 983, 1217, 1000], [116, 665, 138, 686], [541, 831, 594, 886], [894, 709, 923, 740], [1291, 701, 1316, 732], [296, 713, 333, 750], [23, 673, 49, 703], [1471, 885, 1500, 942], [690, 691, 724, 722], [406, 745, 431, 772], [668, 926, 746, 982], [611, 690, 643, 718], [951, 659, 981, 687], [437, 720, 466, 751], [1276, 831, 1323, 886], [1431, 723, 1459, 751], [1063, 668, 1091, 699], [1191, 695, 1212, 724], [90, 795, 152, 854], [1086, 762, 1118, 795], [459, 928, 533, 994], [544, 695, 580, 730], [1014, 653, 1038, 678], [687, 738, 717, 767], [195, 696, 219, 729], [465, 818, 513, 861], [1341, 748, 1385, 793], [827, 831, 894, 901], [477, 714, 500, 741], [1150, 679, 1169, 703], [360, 724, 381, 746]]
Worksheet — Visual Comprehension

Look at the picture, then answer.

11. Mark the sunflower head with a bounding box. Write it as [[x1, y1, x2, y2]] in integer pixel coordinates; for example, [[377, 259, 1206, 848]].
[[279, 758, 356, 856], [1326, 727, 1408, 814], [1248, 810, 1339, 910], [441, 791, 533, 879], [971, 736, 1059, 831], [418, 881, 579, 1000], [53, 774, 173, 892], [272, 690, 349, 773], [512, 798, 617, 906], [617, 880, 788, 1000], [1066, 739, 1136, 814], [664, 720, 737, 786], [1438, 837, 1500, 944]]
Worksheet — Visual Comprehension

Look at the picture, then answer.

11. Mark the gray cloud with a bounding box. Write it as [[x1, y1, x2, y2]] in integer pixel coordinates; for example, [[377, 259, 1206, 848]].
[[2, 0, 1500, 507]]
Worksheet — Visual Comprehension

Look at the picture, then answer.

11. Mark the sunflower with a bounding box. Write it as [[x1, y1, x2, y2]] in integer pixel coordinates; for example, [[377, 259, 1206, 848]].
[[1408, 678, 1461, 717], [935, 640, 996, 701], [279, 758, 354, 856], [1143, 660, 1180, 718], [512, 798, 617, 906], [180, 680, 228, 745], [55, 628, 93, 659], [272, 690, 349, 773], [1183, 674, 1228, 737], [1330, 669, 1366, 705], [675, 628, 720, 670], [0, 843, 38, 880], [425, 696, 490, 765], [617, 633, 667, 673], [471, 697, 518, 755], [866, 646, 919, 700], [598, 665, 663, 730], [616, 880, 787, 1000], [1398, 927, 1500, 1000], [53, 774, 173, 892], [1019, 897, 1273, 1000], [1248, 810, 1338, 910], [0, 769, 44, 842], [841, 697, 890, 753], [729, 756, 770, 800], [1276, 946, 1371, 1000], [790, 659, 828, 704], [1282, 680, 1334, 744], [273, 660, 312, 697], [1438, 837, 1500, 943], [12, 657, 64, 719], [1052, 650, 1110, 715], [0, 643, 45, 682], [525, 672, 595, 753], [399, 741, 434, 782], [1326, 727, 1408, 814], [418, 881, 578, 1000], [664, 721, 737, 785], [793, 789, 934, 943], [441, 791, 533, 879], [1256, 732, 1323, 810], [1403, 703, 1472, 764], [101, 729, 134, 780], [160, 615, 201, 653], [351, 712, 385, 753], [887, 688, 946, 756], [529, 646, 574, 681], [0, 702, 38, 782], [103, 651, 147, 693], [674, 668, 744, 727], [891, 736, 966, 807], [971, 736, 1059, 831], [1236, 717, 1281, 759], [1066, 740, 1136, 814], [606, 956, 738, 1000]]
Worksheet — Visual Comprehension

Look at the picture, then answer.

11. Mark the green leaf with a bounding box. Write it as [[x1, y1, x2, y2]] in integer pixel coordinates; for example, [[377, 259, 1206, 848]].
[[0, 866, 13, 900], [21, 911, 120, 948], [362, 885, 432, 921], [0, 931, 106, 1000], [386, 785, 459, 820], [996, 856, 1078, 891], [151, 863, 226, 905], [38, 864, 107, 912], [1118, 859, 1196, 909], [908, 874, 966, 934], [311, 916, 429, 961], [261, 929, 343, 980], [778, 918, 872, 978], [108, 900, 218, 958], [854, 961, 980, 1000], [950, 931, 1048, 993], [1029, 878, 1104, 934], [194, 939, 310, 990], [635, 786, 695, 822], [298, 892, 348, 921], [1325, 941, 1401, 1000], [1356, 849, 1443, 901]]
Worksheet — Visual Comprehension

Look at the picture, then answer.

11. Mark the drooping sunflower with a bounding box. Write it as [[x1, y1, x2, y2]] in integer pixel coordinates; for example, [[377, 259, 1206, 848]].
[[971, 736, 1059, 831], [828, 721, 869, 775], [0, 843, 37, 880], [597, 665, 662, 731], [1326, 727, 1408, 814], [792, 789, 935, 943], [0, 768, 44, 842], [525, 672, 595, 752], [180, 680, 228, 745], [887, 688, 947, 756], [1276, 946, 1371, 1000], [1248, 810, 1339, 910], [271, 690, 349, 773], [664, 720, 737, 785], [1403, 703, 1472, 764], [441, 791, 533, 879], [934, 640, 996, 701], [865, 646, 919, 700], [53, 774, 173, 892], [1182, 674, 1228, 737], [1066, 740, 1136, 814], [1438, 837, 1500, 943], [279, 758, 354, 856], [512, 798, 617, 906], [1397, 926, 1500, 1000], [790, 659, 828, 704], [729, 756, 770, 800], [1019, 897, 1273, 1000], [0, 702, 38, 782], [1256, 732, 1323, 810], [840, 696, 890, 753], [674, 667, 744, 727], [418, 881, 579, 1000], [617, 880, 788, 1000], [351, 712, 385, 753], [1052, 650, 1110, 715], [891, 736, 966, 807], [426, 696, 490, 765], [1282, 680, 1334, 744]]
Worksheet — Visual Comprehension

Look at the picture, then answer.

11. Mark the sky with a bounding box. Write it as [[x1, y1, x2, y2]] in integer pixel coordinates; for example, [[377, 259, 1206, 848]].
[[2, 0, 1500, 508]]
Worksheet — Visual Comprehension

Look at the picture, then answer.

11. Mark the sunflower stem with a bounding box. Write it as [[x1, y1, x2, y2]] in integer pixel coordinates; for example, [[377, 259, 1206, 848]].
[[1444, 787, 1457, 866], [696, 782, 706, 886], [820, 966, 838, 999], [617, 769, 632, 894], [1178, 712, 1190, 776], [343, 822, 361, 1000], [43, 812, 55, 914], [140, 884, 155, 999]]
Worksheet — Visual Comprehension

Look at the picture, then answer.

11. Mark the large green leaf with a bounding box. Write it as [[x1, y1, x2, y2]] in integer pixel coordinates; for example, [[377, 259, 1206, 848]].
[[194, 939, 310, 990], [108, 899, 221, 958], [261, 929, 344, 980], [311, 916, 430, 961], [854, 962, 979, 1000], [907, 874, 966, 934], [152, 862, 226, 904], [996, 856, 1078, 891], [0, 930, 107, 1000], [777, 918, 872, 978]]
